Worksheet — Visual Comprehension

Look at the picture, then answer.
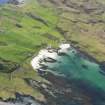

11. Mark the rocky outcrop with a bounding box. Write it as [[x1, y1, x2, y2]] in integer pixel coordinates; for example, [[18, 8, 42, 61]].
[[0, 93, 44, 105], [43, 57, 57, 63], [8, 0, 24, 5], [26, 12, 48, 26], [100, 61, 105, 71], [42, 33, 60, 42], [15, 23, 23, 28], [0, 58, 20, 73], [24, 72, 94, 105]]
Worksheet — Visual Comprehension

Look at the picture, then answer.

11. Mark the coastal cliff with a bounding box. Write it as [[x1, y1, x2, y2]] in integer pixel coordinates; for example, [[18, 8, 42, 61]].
[[0, 0, 105, 105]]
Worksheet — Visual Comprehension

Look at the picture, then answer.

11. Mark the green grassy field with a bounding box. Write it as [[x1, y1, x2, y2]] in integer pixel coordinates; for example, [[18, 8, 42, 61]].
[[0, 0, 63, 100], [57, 0, 105, 62], [1, 0, 105, 100], [58, 11, 105, 61], [40, 0, 105, 62]]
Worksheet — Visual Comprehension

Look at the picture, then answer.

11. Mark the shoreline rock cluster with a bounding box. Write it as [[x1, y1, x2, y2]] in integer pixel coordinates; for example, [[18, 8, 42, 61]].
[[0, 93, 44, 105], [31, 43, 71, 74]]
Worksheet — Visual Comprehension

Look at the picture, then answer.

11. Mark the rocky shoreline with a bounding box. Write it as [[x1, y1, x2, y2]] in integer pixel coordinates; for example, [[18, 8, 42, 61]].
[[0, 70, 89, 105], [30, 42, 105, 105], [31, 42, 105, 74], [1, 70, 105, 105], [1, 42, 105, 105], [70, 43, 105, 72], [25, 71, 105, 105], [31, 43, 71, 73], [25, 72, 92, 105], [0, 92, 44, 105]]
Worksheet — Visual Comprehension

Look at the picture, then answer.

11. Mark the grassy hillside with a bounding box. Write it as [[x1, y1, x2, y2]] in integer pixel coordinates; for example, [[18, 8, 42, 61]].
[[39, 0, 105, 62], [59, 0, 105, 62], [0, 0, 63, 100], [1, 0, 105, 101]]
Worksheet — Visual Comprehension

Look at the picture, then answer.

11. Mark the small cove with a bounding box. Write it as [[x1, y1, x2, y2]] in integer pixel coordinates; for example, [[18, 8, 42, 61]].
[[47, 47, 105, 90], [31, 44, 105, 104]]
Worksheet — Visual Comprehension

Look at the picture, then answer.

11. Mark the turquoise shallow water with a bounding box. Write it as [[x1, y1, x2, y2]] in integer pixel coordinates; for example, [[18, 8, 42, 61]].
[[44, 47, 105, 104]]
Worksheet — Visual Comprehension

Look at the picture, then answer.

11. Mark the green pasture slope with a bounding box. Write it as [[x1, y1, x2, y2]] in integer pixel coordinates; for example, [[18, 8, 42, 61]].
[[40, 0, 105, 62], [1, 0, 105, 101], [0, 0, 63, 99], [57, 0, 105, 61]]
